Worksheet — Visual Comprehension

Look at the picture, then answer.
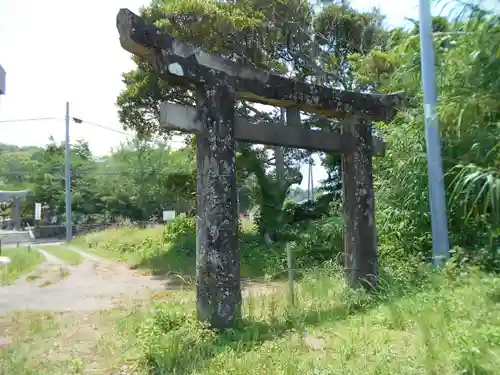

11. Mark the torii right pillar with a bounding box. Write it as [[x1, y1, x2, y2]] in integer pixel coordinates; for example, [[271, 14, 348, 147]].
[[342, 116, 378, 290]]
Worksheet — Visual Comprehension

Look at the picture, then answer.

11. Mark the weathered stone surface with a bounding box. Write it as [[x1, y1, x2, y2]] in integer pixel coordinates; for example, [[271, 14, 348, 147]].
[[286, 107, 301, 127], [160, 102, 386, 155], [0, 190, 31, 203], [341, 117, 379, 290], [116, 8, 406, 121], [195, 84, 241, 329]]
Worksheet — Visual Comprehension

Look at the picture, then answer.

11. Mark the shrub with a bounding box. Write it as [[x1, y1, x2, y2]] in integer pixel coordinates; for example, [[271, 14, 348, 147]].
[[136, 302, 215, 373], [292, 216, 344, 268], [163, 216, 197, 256], [282, 198, 331, 225]]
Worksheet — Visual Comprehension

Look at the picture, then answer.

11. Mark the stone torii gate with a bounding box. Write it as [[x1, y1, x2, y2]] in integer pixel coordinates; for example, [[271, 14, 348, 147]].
[[116, 9, 404, 328], [0, 190, 31, 230]]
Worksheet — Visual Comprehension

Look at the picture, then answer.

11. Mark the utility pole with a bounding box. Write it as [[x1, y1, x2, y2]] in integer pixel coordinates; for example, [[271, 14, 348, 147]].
[[418, 0, 450, 266], [0, 64, 5, 113], [0, 64, 5, 96], [65, 102, 72, 241]]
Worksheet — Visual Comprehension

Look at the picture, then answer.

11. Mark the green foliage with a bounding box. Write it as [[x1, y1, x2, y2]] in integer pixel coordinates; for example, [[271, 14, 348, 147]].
[[0, 137, 197, 227], [123, 267, 500, 375], [116, 0, 392, 243], [97, 139, 196, 222], [318, 153, 341, 198], [0, 247, 45, 285], [80, 214, 349, 281], [289, 216, 344, 268], [282, 199, 330, 224], [136, 303, 214, 373], [28, 138, 97, 220], [410, 15, 450, 35], [163, 216, 197, 256], [0, 146, 40, 192], [345, 5, 500, 271]]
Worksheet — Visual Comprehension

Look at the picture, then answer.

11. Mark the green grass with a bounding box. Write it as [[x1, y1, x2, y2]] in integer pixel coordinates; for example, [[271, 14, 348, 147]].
[[41, 246, 83, 266], [38, 266, 72, 287], [70, 220, 275, 278], [0, 310, 117, 374], [0, 247, 45, 285], [122, 267, 500, 375], [1, 265, 499, 374], [71, 226, 194, 277], [72, 226, 165, 263]]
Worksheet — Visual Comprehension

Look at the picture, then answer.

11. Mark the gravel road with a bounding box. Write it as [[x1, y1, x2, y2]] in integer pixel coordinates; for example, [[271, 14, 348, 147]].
[[0, 245, 279, 315], [0, 245, 169, 314]]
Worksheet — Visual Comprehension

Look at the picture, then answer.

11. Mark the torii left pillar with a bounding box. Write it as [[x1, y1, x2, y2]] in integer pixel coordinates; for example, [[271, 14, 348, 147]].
[[195, 83, 241, 328]]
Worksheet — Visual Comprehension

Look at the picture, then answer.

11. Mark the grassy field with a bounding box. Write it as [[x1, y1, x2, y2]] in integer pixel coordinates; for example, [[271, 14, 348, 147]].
[[71, 226, 191, 275], [41, 246, 83, 266], [1, 265, 499, 374], [72, 226, 165, 264], [71, 220, 276, 278], [0, 247, 45, 285]]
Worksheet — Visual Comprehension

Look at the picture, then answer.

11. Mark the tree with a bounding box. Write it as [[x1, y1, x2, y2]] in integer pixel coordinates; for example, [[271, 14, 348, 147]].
[[27, 138, 100, 223], [346, 6, 499, 269], [117, 0, 393, 240], [97, 138, 196, 223], [312, 4, 399, 199], [0, 136, 199, 227]]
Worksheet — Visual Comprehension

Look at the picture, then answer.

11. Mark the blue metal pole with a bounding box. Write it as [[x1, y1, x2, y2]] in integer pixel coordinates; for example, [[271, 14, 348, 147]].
[[418, 0, 450, 266]]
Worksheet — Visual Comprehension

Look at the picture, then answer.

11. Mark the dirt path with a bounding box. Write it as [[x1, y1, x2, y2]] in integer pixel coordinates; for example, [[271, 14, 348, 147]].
[[0, 245, 279, 315], [0, 246, 169, 314], [66, 245, 101, 262], [36, 248, 64, 265]]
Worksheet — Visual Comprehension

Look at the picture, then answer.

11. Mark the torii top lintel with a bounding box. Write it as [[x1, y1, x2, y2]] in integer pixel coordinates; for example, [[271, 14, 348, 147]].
[[116, 8, 406, 121]]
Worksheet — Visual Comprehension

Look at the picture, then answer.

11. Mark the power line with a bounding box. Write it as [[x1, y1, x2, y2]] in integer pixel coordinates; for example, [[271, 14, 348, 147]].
[[0, 117, 61, 123], [72, 117, 131, 136], [0, 168, 195, 177], [0, 115, 133, 136], [73, 117, 187, 145], [0, 115, 187, 145]]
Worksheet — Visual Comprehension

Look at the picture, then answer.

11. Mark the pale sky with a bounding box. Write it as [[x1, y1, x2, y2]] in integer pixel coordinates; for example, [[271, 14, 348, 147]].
[[0, 0, 424, 188]]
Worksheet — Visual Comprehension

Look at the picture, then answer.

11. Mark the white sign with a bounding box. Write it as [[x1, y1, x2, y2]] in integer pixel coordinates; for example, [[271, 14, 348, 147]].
[[34, 203, 42, 220], [163, 210, 176, 221]]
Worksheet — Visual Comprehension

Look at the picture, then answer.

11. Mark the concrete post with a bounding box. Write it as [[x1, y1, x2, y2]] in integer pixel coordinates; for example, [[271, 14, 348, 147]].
[[12, 197, 21, 231]]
